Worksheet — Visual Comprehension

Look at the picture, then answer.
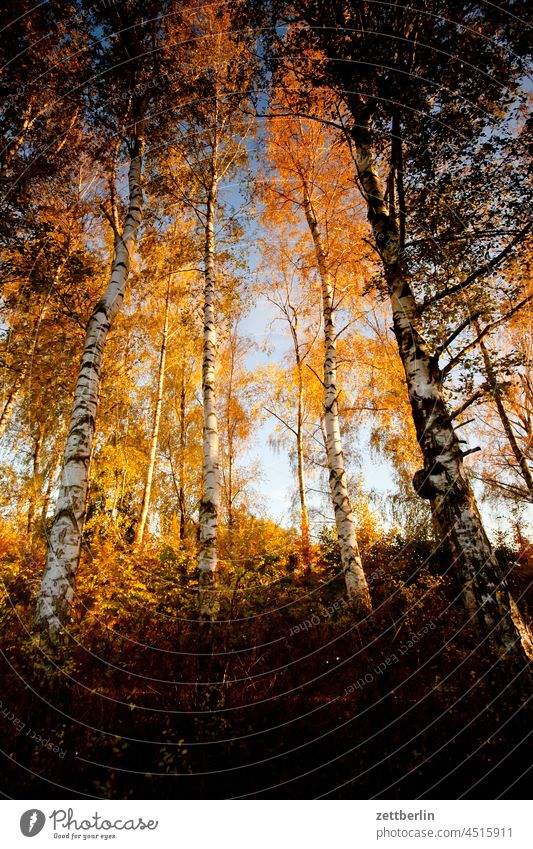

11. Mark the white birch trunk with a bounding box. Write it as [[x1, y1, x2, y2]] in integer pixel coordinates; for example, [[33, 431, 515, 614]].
[[302, 193, 372, 613], [225, 333, 236, 533], [296, 372, 311, 560], [350, 122, 527, 659], [134, 273, 171, 546], [178, 361, 187, 541], [34, 138, 144, 644], [198, 170, 221, 618]]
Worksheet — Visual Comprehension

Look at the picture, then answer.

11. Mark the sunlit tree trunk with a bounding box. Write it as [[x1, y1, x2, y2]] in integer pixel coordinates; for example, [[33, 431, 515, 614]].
[[34, 137, 144, 645], [0, 385, 20, 442], [302, 191, 372, 613], [198, 162, 221, 618], [27, 426, 44, 536], [178, 362, 187, 542], [135, 273, 171, 546], [350, 114, 526, 658], [225, 337, 236, 534]]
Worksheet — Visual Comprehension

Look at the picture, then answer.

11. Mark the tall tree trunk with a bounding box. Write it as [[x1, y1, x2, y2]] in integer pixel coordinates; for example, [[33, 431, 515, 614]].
[[348, 110, 526, 659], [40, 463, 58, 529], [134, 273, 171, 546], [475, 323, 533, 499], [287, 313, 311, 566], [27, 426, 44, 536], [198, 166, 221, 618], [0, 384, 20, 442], [296, 370, 311, 564], [34, 136, 144, 645], [178, 362, 187, 542], [227, 446, 234, 532], [302, 191, 372, 613], [226, 339, 235, 534]]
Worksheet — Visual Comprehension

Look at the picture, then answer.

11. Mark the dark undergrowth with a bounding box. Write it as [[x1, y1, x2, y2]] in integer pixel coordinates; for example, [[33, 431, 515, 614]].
[[0, 534, 531, 799]]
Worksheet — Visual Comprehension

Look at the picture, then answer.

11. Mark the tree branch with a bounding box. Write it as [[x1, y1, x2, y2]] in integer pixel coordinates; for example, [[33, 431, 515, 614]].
[[99, 203, 122, 243], [443, 295, 533, 377], [450, 389, 486, 420], [436, 310, 482, 359], [421, 222, 532, 311], [461, 446, 481, 458], [305, 363, 326, 387], [263, 407, 298, 438], [249, 107, 345, 133], [454, 417, 474, 430]]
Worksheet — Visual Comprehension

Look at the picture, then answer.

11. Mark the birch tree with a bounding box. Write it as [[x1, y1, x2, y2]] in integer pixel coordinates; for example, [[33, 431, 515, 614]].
[[162, 0, 255, 615], [263, 113, 373, 611], [34, 136, 145, 643], [261, 265, 318, 563], [134, 273, 171, 546], [158, 305, 204, 545], [131, 218, 200, 546], [264, 0, 532, 659], [34, 0, 165, 644], [219, 311, 260, 538], [302, 190, 371, 610]]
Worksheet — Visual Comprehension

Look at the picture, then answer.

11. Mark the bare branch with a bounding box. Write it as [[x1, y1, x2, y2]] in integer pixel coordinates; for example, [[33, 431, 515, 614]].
[[462, 446, 481, 457], [454, 417, 474, 430], [249, 107, 345, 133], [263, 406, 298, 438]]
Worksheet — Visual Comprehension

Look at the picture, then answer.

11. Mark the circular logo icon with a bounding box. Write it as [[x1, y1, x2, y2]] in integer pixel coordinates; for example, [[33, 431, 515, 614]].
[[20, 810, 46, 837]]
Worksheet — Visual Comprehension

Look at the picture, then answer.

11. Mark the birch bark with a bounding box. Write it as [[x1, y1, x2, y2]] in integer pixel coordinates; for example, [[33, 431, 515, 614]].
[[198, 167, 221, 618], [302, 191, 372, 613], [178, 361, 187, 542], [225, 335, 236, 533], [349, 115, 526, 657], [34, 137, 144, 644], [134, 272, 171, 546]]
